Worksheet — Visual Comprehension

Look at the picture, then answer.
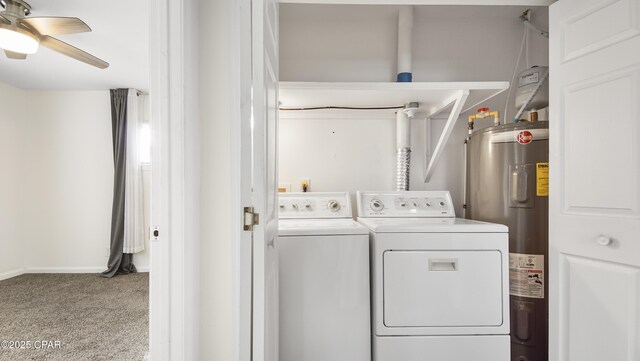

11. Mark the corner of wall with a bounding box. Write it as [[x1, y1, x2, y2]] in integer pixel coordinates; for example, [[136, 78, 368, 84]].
[[0, 81, 28, 279]]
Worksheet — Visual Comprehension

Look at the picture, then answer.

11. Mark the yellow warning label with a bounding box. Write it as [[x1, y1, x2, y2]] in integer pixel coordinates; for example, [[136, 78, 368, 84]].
[[536, 162, 549, 196]]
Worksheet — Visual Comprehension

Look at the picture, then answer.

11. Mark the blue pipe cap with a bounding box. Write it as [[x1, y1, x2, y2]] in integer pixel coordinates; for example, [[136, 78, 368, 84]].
[[397, 72, 413, 82]]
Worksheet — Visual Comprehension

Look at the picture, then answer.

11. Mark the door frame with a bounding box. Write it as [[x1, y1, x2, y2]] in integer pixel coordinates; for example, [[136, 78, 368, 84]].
[[229, 0, 254, 360], [230, 0, 281, 359], [149, 0, 200, 360], [149, 0, 272, 360]]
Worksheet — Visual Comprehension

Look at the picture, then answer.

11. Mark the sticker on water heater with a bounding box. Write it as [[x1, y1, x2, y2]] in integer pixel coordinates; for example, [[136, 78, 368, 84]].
[[509, 253, 544, 299], [516, 130, 534, 145], [536, 163, 549, 196]]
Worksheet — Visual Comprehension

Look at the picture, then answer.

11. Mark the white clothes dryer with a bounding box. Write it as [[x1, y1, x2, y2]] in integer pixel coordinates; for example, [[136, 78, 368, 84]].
[[357, 191, 510, 361], [278, 192, 371, 361]]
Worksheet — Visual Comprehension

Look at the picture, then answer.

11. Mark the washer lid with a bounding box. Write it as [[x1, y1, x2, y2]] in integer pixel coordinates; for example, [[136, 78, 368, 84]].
[[357, 217, 507, 233], [279, 218, 369, 236]]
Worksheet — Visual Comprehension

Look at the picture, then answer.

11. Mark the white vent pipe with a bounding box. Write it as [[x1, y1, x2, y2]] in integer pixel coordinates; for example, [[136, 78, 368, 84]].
[[397, 109, 411, 150], [395, 6, 416, 191], [397, 6, 414, 82]]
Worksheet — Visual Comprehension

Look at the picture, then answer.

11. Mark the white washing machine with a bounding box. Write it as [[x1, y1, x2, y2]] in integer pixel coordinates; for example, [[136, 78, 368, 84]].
[[357, 191, 510, 361], [278, 192, 371, 361]]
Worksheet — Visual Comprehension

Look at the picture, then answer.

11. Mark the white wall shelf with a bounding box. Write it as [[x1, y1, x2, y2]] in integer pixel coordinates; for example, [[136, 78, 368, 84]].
[[279, 80, 509, 182], [279, 0, 556, 6], [280, 81, 508, 117]]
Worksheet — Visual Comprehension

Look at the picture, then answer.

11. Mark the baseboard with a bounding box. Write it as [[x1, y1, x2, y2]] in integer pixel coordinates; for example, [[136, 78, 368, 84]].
[[25, 267, 150, 273], [25, 267, 106, 274], [0, 268, 26, 281]]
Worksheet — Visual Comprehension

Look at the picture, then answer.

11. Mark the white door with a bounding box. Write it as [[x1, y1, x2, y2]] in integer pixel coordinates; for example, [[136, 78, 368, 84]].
[[549, 1, 640, 360], [249, 0, 279, 360]]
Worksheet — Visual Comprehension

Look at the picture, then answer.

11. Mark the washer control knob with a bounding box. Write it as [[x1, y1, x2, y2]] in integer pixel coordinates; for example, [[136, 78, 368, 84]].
[[328, 200, 341, 212], [279, 204, 285, 210], [400, 202, 406, 207], [370, 199, 384, 212], [305, 203, 311, 209], [413, 202, 419, 207], [439, 201, 446, 207], [426, 202, 432, 207], [292, 203, 298, 210]]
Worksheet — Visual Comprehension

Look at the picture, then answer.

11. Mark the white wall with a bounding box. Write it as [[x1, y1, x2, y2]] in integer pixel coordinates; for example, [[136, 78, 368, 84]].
[[199, 0, 233, 359], [280, 5, 549, 85], [23, 91, 115, 271], [279, 5, 549, 213], [279, 116, 397, 191], [0, 82, 26, 280], [0, 87, 150, 275]]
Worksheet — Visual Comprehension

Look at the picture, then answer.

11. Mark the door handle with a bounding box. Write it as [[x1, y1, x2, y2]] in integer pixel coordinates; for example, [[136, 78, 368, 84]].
[[595, 235, 612, 246], [429, 259, 458, 271]]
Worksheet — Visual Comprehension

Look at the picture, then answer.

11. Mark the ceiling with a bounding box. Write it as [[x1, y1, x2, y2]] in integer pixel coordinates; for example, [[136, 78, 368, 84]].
[[0, 0, 149, 91]]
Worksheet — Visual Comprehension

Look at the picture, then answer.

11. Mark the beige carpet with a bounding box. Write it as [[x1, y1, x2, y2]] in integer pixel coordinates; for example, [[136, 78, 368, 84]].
[[0, 273, 148, 361]]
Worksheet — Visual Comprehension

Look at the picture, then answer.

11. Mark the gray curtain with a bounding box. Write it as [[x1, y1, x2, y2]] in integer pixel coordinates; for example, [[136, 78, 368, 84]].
[[101, 88, 137, 278]]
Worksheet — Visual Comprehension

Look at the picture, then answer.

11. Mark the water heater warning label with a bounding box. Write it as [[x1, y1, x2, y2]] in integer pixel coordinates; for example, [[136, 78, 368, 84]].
[[536, 162, 549, 196], [509, 253, 544, 299]]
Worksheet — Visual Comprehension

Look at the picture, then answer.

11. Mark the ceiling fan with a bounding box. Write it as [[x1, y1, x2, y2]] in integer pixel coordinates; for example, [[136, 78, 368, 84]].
[[0, 0, 108, 69]]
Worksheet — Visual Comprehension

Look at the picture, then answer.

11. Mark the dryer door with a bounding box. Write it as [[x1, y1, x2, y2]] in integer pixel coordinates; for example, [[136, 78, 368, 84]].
[[383, 250, 503, 327]]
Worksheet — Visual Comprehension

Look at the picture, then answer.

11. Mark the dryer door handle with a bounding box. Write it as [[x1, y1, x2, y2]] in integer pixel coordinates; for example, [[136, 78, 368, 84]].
[[429, 259, 458, 271]]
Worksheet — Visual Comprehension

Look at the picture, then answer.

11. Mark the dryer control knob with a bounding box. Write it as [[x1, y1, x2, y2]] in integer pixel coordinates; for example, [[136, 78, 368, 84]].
[[370, 199, 384, 212], [328, 200, 341, 212]]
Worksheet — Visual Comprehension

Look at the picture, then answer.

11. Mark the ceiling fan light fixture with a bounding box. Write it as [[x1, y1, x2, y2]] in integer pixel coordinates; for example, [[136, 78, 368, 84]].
[[0, 25, 38, 54]]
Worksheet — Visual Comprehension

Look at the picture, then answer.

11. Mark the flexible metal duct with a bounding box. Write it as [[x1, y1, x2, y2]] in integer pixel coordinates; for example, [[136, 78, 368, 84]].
[[396, 148, 411, 191]]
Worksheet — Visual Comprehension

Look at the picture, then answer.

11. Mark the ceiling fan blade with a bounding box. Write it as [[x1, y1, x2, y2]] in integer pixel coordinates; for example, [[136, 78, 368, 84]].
[[40, 36, 109, 69], [0, 14, 10, 24], [19, 17, 91, 35], [4, 49, 27, 59]]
